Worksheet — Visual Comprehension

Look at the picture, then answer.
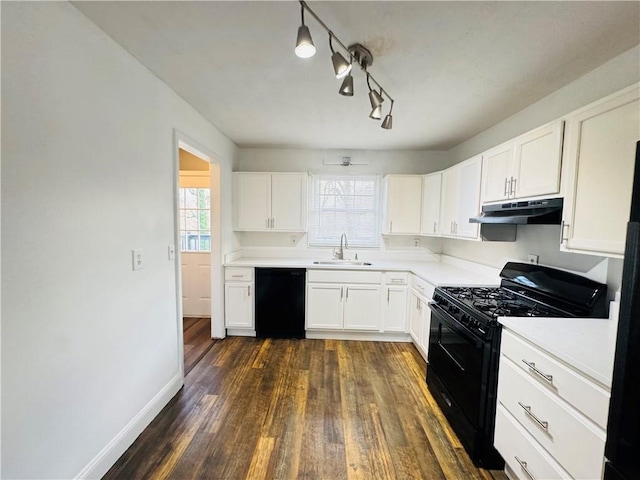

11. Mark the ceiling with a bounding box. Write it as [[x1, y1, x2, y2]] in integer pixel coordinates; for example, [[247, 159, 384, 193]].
[[73, 1, 640, 151]]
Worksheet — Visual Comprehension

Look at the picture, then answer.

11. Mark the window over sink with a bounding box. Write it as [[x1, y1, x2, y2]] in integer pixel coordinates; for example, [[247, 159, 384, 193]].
[[308, 175, 381, 248]]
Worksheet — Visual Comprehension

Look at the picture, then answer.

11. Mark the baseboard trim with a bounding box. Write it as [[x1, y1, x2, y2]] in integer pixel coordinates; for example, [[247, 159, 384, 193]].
[[74, 372, 183, 479], [305, 331, 412, 342]]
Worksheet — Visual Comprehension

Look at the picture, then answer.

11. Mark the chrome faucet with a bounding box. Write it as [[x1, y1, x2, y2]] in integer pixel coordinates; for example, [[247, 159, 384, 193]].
[[335, 233, 349, 260]]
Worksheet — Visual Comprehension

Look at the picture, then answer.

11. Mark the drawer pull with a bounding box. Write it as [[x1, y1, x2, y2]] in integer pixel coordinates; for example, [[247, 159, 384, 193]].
[[522, 359, 553, 383], [231, 275, 243, 278], [390, 278, 404, 284], [515, 456, 536, 480], [518, 401, 549, 431]]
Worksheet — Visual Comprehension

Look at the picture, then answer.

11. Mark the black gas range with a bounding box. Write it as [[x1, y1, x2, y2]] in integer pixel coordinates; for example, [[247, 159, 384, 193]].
[[427, 262, 608, 469]]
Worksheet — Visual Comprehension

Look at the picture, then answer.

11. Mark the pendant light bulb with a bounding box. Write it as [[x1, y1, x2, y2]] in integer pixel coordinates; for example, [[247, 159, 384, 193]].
[[338, 73, 354, 96], [295, 5, 315, 58], [331, 51, 352, 79]]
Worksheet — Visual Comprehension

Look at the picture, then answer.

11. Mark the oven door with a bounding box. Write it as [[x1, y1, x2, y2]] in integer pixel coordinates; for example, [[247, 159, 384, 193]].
[[428, 303, 487, 429]]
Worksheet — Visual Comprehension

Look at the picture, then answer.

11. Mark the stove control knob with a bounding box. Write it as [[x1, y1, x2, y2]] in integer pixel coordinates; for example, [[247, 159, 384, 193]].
[[461, 314, 469, 324]]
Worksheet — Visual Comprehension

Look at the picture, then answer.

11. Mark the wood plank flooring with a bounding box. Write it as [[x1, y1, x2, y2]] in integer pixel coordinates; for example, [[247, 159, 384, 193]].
[[104, 338, 505, 480], [183, 317, 215, 376]]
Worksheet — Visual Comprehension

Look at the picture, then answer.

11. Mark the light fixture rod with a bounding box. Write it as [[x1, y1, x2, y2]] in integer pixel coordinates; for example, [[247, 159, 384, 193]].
[[298, 0, 394, 104]]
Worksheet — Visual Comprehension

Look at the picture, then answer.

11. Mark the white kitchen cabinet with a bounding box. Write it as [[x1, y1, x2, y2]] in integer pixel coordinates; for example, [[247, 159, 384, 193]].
[[420, 173, 442, 236], [495, 329, 610, 480], [441, 156, 482, 240], [408, 274, 435, 361], [233, 172, 307, 232], [224, 267, 255, 332], [481, 121, 563, 203], [383, 272, 409, 333], [383, 175, 423, 234], [306, 270, 382, 332], [560, 85, 640, 257]]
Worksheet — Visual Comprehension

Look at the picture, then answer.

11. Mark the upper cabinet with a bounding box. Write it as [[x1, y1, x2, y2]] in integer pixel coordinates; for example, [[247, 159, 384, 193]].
[[233, 172, 308, 232], [382, 175, 423, 235], [420, 173, 442, 236], [560, 85, 640, 258], [481, 121, 564, 203], [441, 156, 482, 240]]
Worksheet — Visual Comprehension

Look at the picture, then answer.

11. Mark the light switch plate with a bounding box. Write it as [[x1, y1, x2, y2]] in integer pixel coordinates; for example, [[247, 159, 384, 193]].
[[132, 249, 144, 270], [168, 244, 176, 260], [527, 254, 539, 265]]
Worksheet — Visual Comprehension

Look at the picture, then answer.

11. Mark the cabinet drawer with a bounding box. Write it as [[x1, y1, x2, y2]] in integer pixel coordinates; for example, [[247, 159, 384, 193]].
[[225, 267, 254, 282], [501, 330, 610, 429], [495, 404, 571, 480], [384, 271, 409, 285], [409, 274, 434, 299], [498, 358, 606, 480], [307, 269, 382, 284]]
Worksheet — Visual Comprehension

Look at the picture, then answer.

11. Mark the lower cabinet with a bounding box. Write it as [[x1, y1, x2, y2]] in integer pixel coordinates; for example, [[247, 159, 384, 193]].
[[307, 282, 381, 331], [408, 273, 435, 360], [383, 285, 408, 332], [495, 329, 610, 480], [224, 267, 254, 333]]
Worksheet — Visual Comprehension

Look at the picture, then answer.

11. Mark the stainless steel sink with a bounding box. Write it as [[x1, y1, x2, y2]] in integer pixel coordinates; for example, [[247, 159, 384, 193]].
[[313, 260, 372, 266]]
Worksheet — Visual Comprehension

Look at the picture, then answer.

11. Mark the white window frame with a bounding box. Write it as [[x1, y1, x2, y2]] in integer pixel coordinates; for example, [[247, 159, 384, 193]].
[[308, 174, 382, 248]]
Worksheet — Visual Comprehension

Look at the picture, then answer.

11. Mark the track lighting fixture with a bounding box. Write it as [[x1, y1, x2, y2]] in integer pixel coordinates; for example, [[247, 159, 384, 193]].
[[295, 3, 316, 58], [381, 100, 394, 129], [293, 0, 395, 129], [329, 35, 352, 79], [338, 73, 354, 96]]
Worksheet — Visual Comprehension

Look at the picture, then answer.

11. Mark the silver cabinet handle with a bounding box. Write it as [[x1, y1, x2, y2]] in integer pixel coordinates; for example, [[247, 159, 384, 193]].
[[454, 221, 458, 235], [511, 177, 517, 197], [340, 286, 344, 300], [387, 288, 390, 303], [515, 456, 536, 480], [504, 177, 509, 196], [560, 220, 570, 245], [266, 218, 270, 228], [390, 278, 404, 284], [231, 275, 243, 278], [389, 221, 393, 233], [247, 285, 251, 296], [522, 359, 553, 383], [433, 221, 437, 233], [345, 287, 349, 300], [450, 221, 454, 234], [518, 402, 549, 431]]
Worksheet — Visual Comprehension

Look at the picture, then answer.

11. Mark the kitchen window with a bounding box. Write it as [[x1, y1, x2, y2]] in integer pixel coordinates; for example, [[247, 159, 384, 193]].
[[179, 187, 211, 252], [308, 175, 381, 248]]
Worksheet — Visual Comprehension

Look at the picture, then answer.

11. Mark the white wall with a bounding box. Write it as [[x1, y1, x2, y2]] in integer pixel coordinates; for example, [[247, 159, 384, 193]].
[[1, 3, 237, 479], [441, 45, 639, 291]]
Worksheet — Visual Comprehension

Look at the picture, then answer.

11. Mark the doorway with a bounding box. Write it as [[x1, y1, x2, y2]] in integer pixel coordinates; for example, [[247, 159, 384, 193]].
[[174, 135, 224, 377]]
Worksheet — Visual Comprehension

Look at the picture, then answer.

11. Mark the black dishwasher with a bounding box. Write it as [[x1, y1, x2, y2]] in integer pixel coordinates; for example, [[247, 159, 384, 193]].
[[255, 268, 306, 339]]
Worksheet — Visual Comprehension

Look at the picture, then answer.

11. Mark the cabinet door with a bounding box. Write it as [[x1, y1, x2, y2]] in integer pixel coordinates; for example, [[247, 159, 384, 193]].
[[408, 291, 422, 343], [234, 173, 271, 231], [343, 285, 382, 330], [224, 282, 254, 328], [514, 121, 564, 199], [421, 173, 442, 236], [271, 173, 308, 231], [383, 286, 408, 332], [306, 284, 343, 329], [562, 86, 640, 256], [440, 167, 459, 238], [481, 143, 514, 202], [456, 156, 482, 239], [384, 175, 423, 234]]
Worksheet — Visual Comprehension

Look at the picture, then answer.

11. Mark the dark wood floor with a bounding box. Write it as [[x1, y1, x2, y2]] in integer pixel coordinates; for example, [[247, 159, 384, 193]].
[[183, 317, 215, 376], [104, 338, 504, 480]]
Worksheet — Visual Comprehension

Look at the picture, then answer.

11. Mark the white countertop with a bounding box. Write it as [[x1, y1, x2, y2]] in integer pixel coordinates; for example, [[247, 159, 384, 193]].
[[498, 316, 618, 388], [225, 257, 500, 287]]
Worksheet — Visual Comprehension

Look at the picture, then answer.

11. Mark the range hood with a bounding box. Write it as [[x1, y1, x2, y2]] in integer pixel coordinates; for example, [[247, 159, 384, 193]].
[[470, 198, 563, 225]]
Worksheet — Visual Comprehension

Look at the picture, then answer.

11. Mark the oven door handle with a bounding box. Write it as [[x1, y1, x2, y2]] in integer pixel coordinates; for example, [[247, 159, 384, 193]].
[[428, 302, 484, 345], [437, 340, 466, 372]]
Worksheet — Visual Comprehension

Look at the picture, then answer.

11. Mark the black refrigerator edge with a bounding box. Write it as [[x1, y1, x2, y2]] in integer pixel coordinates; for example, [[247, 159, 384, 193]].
[[604, 140, 640, 480]]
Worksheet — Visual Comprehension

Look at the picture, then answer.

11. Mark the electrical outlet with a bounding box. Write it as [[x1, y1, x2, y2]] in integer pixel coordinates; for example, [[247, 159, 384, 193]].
[[132, 249, 144, 270], [528, 254, 539, 265], [413, 238, 420, 247], [290, 235, 297, 246], [168, 244, 176, 260]]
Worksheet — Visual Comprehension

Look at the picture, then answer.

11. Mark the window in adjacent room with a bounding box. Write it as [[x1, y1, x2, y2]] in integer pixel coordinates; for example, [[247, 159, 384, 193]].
[[179, 187, 211, 252], [308, 175, 381, 248]]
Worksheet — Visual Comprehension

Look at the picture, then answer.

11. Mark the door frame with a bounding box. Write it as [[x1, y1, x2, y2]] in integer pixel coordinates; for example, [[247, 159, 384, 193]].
[[172, 130, 225, 379]]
